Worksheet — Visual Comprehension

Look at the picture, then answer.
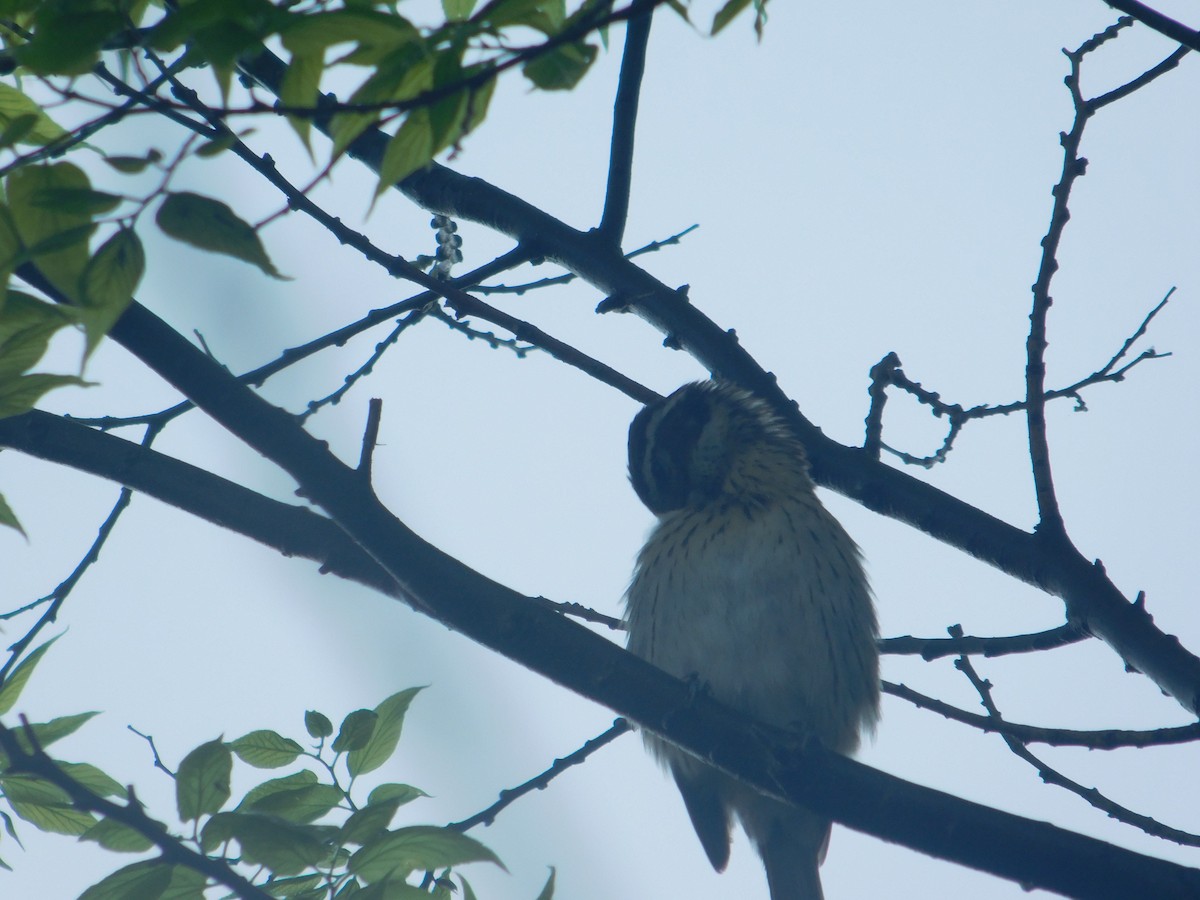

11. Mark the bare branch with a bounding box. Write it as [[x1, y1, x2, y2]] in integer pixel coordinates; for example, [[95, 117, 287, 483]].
[[448, 720, 631, 832], [599, 9, 654, 242]]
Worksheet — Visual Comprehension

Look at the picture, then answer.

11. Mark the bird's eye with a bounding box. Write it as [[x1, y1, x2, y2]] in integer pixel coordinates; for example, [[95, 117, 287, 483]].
[[628, 386, 712, 513]]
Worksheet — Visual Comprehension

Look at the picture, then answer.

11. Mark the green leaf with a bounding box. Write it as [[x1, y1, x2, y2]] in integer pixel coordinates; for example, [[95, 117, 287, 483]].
[[522, 42, 597, 91], [442, 0, 476, 21], [329, 44, 433, 157], [17, 711, 101, 752], [0, 290, 74, 380], [79, 227, 143, 356], [160, 864, 208, 900], [230, 730, 305, 769], [155, 192, 284, 279], [0, 372, 91, 418], [246, 783, 342, 824], [238, 770, 318, 811], [485, 0, 563, 33], [0, 84, 68, 148], [7, 162, 95, 302], [1, 774, 96, 835], [259, 873, 323, 897], [204, 811, 335, 875], [79, 859, 173, 900], [0, 637, 58, 714], [332, 709, 377, 754], [0, 492, 23, 537], [347, 688, 422, 778], [103, 152, 162, 175], [175, 739, 232, 822], [350, 827, 504, 883], [80, 817, 155, 853], [534, 867, 556, 900], [280, 9, 420, 58], [28, 187, 121, 217], [280, 49, 324, 150], [374, 111, 433, 199], [304, 711, 333, 739], [338, 799, 400, 846], [55, 761, 124, 798], [711, 0, 751, 35], [365, 783, 425, 808], [16, 2, 125, 76]]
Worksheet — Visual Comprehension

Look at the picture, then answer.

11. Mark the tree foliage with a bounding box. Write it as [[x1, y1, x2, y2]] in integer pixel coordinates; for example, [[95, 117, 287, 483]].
[[0, 1, 1197, 899]]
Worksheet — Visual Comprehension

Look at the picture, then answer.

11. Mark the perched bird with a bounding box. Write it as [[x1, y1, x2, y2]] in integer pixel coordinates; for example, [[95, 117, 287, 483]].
[[624, 380, 880, 900]]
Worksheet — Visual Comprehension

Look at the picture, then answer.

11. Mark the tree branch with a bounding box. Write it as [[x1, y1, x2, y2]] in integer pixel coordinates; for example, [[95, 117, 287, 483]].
[[6, 291, 1200, 895], [598, 8, 654, 242]]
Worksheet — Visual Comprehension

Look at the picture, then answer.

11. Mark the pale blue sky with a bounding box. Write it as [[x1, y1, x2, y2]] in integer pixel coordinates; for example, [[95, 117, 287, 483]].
[[3, 2, 1198, 897]]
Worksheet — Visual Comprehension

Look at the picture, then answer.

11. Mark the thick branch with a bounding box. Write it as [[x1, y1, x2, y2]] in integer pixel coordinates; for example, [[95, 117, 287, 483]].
[[7, 288, 1200, 895], [598, 8, 653, 242], [1102, 1, 1200, 51]]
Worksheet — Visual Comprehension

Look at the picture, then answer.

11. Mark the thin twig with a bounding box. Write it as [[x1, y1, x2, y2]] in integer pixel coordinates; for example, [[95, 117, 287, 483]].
[[956, 655, 1200, 846], [357, 399, 384, 477], [880, 622, 1088, 661], [447, 720, 631, 832], [883, 681, 1200, 749]]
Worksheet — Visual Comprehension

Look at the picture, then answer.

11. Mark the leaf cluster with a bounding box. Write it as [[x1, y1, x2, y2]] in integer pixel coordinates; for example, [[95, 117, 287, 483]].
[[0, 645, 547, 899]]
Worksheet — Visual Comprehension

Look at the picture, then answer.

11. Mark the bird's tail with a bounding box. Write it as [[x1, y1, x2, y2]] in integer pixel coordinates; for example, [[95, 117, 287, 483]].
[[746, 805, 830, 900]]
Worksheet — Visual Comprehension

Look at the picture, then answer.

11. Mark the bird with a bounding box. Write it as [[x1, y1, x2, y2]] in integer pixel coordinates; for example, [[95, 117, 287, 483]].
[[624, 379, 880, 900]]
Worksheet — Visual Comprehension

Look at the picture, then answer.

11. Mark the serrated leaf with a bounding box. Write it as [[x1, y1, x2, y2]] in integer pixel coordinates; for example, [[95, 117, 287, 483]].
[[522, 42, 596, 91], [238, 770, 319, 811], [305, 711, 333, 739], [350, 827, 504, 883], [80, 817, 154, 853], [0, 492, 23, 537], [347, 689, 422, 778], [175, 739, 232, 822], [7, 162, 94, 302], [78, 859, 174, 900], [155, 192, 284, 279], [332, 709, 377, 754], [0, 85, 67, 148], [0, 637, 58, 714], [230, 730, 305, 769]]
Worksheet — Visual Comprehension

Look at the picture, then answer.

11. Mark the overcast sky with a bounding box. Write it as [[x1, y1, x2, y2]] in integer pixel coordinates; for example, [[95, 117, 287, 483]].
[[3, 1, 1199, 897]]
